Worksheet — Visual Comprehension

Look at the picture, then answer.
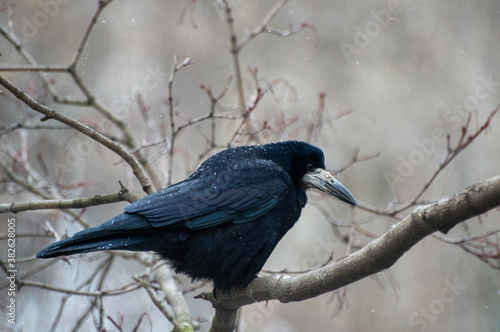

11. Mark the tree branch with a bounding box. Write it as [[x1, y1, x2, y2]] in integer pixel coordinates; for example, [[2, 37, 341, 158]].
[[0, 185, 138, 214], [200, 175, 500, 331], [0, 75, 155, 195], [20, 279, 141, 297], [154, 264, 195, 332], [0, 65, 69, 72]]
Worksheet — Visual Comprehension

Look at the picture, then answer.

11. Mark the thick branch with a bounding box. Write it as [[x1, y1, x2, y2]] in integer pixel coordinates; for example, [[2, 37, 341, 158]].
[[154, 264, 195, 332], [209, 307, 238, 332], [202, 175, 500, 330]]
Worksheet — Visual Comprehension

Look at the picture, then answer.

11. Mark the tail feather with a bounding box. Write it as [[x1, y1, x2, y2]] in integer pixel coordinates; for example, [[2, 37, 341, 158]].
[[36, 213, 153, 258]]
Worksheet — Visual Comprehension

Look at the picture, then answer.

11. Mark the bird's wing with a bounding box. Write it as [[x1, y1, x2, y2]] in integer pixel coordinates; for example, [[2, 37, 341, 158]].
[[125, 159, 291, 229]]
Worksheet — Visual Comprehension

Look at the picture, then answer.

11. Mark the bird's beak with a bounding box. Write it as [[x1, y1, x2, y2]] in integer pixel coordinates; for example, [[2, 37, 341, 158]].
[[302, 168, 357, 206]]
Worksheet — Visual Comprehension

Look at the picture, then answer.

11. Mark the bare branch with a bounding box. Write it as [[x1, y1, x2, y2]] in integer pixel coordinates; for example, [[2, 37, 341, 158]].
[[167, 55, 195, 185], [395, 106, 499, 213], [134, 276, 177, 325], [178, 0, 198, 28], [0, 65, 69, 72], [0, 123, 70, 136], [209, 307, 238, 332], [433, 230, 500, 269], [264, 22, 319, 45], [333, 148, 381, 174], [219, 0, 246, 120], [153, 264, 195, 331], [20, 279, 141, 297], [0, 75, 155, 195], [0, 184, 137, 214], [237, 0, 290, 48], [0, 23, 57, 96], [70, 0, 115, 67], [0, 160, 94, 229]]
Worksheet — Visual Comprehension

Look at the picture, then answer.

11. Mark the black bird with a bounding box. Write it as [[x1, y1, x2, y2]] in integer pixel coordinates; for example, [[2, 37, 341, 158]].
[[37, 141, 356, 292]]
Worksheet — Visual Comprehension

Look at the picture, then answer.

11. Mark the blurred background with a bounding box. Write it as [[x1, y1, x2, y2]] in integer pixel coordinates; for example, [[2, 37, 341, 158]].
[[1, 0, 500, 331]]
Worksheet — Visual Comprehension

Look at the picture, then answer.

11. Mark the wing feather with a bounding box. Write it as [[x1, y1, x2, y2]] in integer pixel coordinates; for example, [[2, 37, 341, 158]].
[[124, 158, 290, 229]]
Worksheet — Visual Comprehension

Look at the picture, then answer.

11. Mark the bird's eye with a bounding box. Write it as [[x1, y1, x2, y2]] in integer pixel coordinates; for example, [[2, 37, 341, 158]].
[[306, 163, 315, 171]]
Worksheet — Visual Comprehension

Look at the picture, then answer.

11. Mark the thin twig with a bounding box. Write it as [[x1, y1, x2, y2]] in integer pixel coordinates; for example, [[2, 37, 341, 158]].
[[0, 159, 92, 228], [394, 106, 499, 214], [166, 55, 194, 185], [134, 276, 177, 325], [20, 279, 141, 297], [237, 0, 290, 48]]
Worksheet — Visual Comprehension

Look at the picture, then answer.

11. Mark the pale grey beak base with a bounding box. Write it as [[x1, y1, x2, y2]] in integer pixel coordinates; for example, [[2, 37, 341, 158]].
[[302, 168, 357, 206]]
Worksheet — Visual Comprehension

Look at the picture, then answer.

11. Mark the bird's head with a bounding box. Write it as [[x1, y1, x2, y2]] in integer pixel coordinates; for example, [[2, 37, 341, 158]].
[[263, 141, 357, 206]]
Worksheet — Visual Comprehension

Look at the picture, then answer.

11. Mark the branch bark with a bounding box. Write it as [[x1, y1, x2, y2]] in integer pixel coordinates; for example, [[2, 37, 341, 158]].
[[200, 175, 500, 331]]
